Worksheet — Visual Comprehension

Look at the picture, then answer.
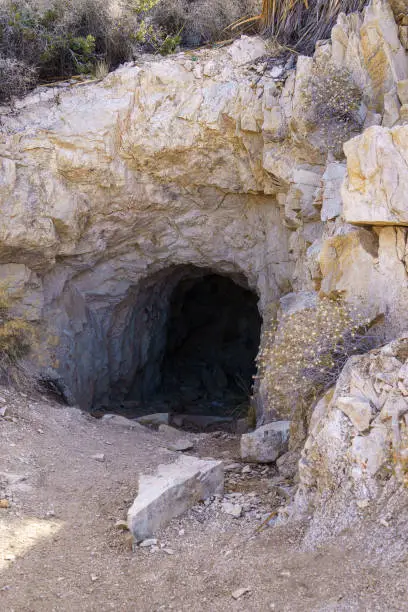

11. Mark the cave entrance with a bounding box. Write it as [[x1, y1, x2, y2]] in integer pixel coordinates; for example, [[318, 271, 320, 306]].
[[155, 274, 261, 419], [108, 270, 262, 425]]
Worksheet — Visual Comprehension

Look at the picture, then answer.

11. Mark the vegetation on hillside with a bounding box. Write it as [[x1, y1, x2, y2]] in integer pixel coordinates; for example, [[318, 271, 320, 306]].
[[256, 297, 376, 418], [0, 286, 35, 386], [0, 0, 370, 104]]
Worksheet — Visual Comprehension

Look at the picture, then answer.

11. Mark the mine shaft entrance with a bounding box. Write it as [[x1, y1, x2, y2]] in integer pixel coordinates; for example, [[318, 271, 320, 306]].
[[107, 271, 262, 426], [155, 274, 261, 419]]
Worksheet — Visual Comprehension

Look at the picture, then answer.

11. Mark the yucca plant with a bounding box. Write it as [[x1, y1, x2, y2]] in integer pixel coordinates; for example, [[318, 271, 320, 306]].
[[232, 0, 368, 53]]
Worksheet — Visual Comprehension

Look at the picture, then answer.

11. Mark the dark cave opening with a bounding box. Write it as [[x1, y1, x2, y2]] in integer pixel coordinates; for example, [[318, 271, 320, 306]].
[[155, 274, 262, 418], [106, 271, 262, 423]]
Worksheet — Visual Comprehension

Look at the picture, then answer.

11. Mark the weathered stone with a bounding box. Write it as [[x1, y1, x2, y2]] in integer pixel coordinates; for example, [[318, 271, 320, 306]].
[[231, 587, 251, 600], [276, 450, 300, 480], [351, 425, 388, 476], [397, 79, 408, 104], [172, 414, 233, 430], [287, 336, 408, 546], [139, 538, 157, 548], [336, 396, 374, 432], [382, 89, 401, 127], [343, 125, 408, 225], [319, 227, 408, 337], [127, 456, 224, 541], [158, 424, 185, 440], [227, 36, 267, 66], [241, 421, 290, 463], [167, 439, 194, 452], [136, 414, 169, 427], [380, 394, 408, 421], [320, 162, 346, 221], [102, 414, 140, 428], [222, 501, 242, 518], [224, 463, 241, 472], [278, 291, 317, 318], [91, 453, 105, 463]]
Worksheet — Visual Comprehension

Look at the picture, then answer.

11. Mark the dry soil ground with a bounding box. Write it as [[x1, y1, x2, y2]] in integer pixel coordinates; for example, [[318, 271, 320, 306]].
[[0, 386, 407, 611]]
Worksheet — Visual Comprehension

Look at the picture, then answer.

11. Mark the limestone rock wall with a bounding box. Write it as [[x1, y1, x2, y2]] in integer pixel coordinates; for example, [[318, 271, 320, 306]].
[[0, 0, 407, 413], [286, 335, 408, 553]]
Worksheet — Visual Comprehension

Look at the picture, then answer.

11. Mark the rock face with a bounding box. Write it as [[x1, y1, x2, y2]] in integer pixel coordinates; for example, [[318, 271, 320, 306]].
[[287, 335, 408, 546], [0, 0, 407, 426], [342, 125, 408, 225]]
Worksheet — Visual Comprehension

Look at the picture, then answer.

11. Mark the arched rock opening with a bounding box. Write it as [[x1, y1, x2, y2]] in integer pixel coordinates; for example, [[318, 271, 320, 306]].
[[100, 266, 262, 420]]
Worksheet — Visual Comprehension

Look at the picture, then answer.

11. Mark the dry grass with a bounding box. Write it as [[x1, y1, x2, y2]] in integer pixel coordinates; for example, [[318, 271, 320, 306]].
[[302, 60, 363, 155], [0, 286, 36, 387], [256, 297, 377, 418], [151, 0, 261, 47], [0, 57, 37, 103], [232, 0, 369, 53]]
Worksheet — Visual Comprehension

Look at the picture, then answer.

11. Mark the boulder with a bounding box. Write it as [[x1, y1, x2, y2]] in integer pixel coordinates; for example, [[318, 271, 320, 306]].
[[127, 456, 224, 541], [241, 421, 290, 463]]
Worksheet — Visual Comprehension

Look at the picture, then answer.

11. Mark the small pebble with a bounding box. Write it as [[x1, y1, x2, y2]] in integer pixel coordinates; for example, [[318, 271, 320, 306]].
[[278, 570, 291, 577], [232, 587, 251, 600], [224, 463, 241, 472], [139, 538, 158, 548], [357, 500, 369, 509], [222, 502, 242, 518], [92, 453, 105, 462]]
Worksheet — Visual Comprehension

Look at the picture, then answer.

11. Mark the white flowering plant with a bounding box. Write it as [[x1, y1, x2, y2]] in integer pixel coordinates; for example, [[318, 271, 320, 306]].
[[256, 296, 375, 417]]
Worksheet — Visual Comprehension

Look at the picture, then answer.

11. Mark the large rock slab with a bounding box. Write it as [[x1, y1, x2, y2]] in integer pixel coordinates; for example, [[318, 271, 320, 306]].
[[127, 456, 224, 541], [343, 125, 408, 225], [241, 421, 290, 463]]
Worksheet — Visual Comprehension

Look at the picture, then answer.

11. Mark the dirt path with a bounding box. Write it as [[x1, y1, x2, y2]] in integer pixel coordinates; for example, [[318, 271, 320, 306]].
[[0, 387, 407, 611]]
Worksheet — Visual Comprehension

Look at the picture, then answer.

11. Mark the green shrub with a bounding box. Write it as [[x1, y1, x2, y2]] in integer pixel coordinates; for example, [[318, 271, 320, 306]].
[[0, 0, 178, 103]]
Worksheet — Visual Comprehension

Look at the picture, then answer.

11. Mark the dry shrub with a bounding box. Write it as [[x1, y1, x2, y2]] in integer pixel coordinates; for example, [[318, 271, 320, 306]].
[[0, 0, 178, 102], [257, 0, 369, 54], [0, 286, 36, 387], [256, 297, 376, 418], [0, 57, 37, 103], [151, 0, 261, 47], [302, 61, 363, 156]]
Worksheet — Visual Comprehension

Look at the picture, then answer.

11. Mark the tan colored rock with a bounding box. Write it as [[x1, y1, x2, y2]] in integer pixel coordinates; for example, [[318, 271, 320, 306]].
[[336, 396, 374, 432], [319, 226, 408, 338], [343, 125, 408, 225], [397, 79, 408, 103]]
